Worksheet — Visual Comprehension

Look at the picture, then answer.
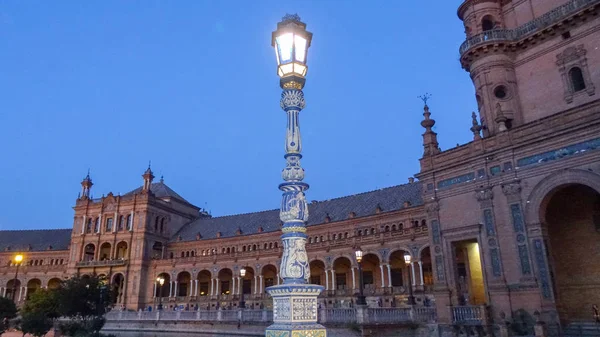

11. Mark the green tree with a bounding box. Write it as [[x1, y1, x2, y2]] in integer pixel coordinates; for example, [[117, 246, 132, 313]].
[[20, 311, 54, 337], [22, 288, 60, 319], [0, 296, 18, 335], [56, 275, 111, 319], [55, 275, 112, 337], [19, 288, 60, 337]]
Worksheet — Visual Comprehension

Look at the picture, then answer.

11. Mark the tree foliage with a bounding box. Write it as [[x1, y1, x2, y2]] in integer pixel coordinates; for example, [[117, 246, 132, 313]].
[[0, 296, 18, 335], [20, 288, 60, 337], [56, 275, 112, 319], [20, 311, 54, 337]]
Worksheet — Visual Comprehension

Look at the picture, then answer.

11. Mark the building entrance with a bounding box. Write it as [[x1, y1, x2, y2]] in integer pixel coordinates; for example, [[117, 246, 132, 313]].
[[452, 239, 486, 306]]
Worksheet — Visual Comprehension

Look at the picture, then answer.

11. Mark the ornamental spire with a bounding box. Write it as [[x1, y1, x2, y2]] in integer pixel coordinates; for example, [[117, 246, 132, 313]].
[[419, 94, 440, 156], [142, 161, 154, 191], [80, 169, 93, 199], [470, 111, 482, 140]]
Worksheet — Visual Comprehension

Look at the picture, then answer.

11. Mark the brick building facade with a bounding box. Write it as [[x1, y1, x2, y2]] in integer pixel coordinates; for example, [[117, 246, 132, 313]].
[[1, 0, 599, 330]]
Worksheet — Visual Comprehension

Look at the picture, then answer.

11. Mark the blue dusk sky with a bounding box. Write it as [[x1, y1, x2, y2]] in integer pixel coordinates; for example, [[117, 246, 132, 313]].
[[0, 1, 477, 230]]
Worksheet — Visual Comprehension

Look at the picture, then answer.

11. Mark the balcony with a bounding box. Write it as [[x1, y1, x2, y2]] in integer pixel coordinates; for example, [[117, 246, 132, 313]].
[[459, 0, 600, 55], [76, 259, 128, 268], [451, 305, 488, 325]]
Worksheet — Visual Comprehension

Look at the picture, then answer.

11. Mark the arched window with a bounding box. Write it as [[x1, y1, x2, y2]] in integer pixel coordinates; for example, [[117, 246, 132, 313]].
[[332, 234, 337, 240], [344, 232, 349, 238], [421, 220, 427, 227], [482, 15, 495, 31], [94, 218, 100, 233], [399, 223, 404, 230], [274, 242, 278, 248], [160, 218, 165, 233], [357, 230, 362, 236], [320, 235, 324, 242], [392, 225, 397, 231], [154, 216, 159, 232], [226, 247, 230, 254], [315, 236, 319, 243], [86, 218, 93, 233], [59, 259, 64, 265], [118, 216, 125, 231], [186, 251, 190, 257], [569, 67, 586, 92], [253, 244, 257, 251], [264, 243, 268, 249], [243, 246, 247, 252], [370, 228, 376, 235], [385, 226, 390, 232], [308, 237, 312, 243], [170, 252, 174, 259], [126, 214, 133, 231]]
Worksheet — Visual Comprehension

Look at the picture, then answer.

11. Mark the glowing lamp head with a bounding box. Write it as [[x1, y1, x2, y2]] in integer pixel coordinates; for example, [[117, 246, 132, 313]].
[[354, 249, 363, 263], [14, 254, 23, 263], [272, 14, 313, 89], [404, 253, 412, 265], [157, 277, 165, 286], [240, 267, 247, 278]]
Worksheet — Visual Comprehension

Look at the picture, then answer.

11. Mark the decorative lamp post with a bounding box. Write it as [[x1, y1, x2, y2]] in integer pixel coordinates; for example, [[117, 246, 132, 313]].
[[157, 277, 165, 310], [11, 254, 23, 303], [239, 267, 246, 309], [404, 253, 416, 305], [265, 14, 326, 337], [354, 249, 366, 306]]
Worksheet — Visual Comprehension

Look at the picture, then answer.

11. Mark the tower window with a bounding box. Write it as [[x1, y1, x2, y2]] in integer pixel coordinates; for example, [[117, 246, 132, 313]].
[[569, 67, 586, 92], [494, 85, 507, 99], [482, 16, 496, 31]]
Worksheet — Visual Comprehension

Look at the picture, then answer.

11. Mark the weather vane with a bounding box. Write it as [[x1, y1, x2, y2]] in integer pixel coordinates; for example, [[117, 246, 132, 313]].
[[418, 93, 432, 106]]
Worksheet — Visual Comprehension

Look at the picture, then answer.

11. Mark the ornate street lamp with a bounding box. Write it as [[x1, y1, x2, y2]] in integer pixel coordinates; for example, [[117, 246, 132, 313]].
[[404, 253, 416, 305], [157, 277, 165, 310], [239, 267, 246, 309], [354, 248, 366, 306], [265, 14, 326, 337], [11, 254, 23, 303]]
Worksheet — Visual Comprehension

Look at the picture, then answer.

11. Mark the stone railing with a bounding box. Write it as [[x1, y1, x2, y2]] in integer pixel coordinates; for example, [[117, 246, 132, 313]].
[[366, 307, 412, 324], [106, 307, 438, 326], [459, 0, 600, 55], [106, 308, 271, 323], [75, 259, 127, 267], [320, 308, 357, 324], [451, 305, 487, 325], [317, 307, 436, 325]]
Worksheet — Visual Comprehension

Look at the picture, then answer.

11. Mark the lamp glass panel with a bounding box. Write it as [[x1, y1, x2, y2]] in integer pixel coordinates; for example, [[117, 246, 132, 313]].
[[279, 63, 294, 76], [294, 63, 307, 76], [276, 33, 294, 63], [275, 47, 281, 66], [294, 35, 307, 62]]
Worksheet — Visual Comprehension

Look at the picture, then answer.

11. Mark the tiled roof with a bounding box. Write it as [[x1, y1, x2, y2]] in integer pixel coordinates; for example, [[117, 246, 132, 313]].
[[0, 229, 72, 252], [172, 182, 423, 242], [124, 181, 193, 205]]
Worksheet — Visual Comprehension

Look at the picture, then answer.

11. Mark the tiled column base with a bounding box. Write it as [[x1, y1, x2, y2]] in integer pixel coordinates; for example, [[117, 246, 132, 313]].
[[266, 284, 327, 337]]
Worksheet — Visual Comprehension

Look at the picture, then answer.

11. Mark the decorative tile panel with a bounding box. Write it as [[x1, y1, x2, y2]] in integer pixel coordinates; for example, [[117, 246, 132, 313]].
[[291, 297, 318, 322], [490, 248, 501, 277], [435, 255, 445, 281], [510, 204, 524, 232], [517, 137, 600, 168], [533, 239, 552, 299], [431, 220, 441, 245], [518, 245, 532, 275], [437, 172, 475, 189], [483, 209, 495, 236]]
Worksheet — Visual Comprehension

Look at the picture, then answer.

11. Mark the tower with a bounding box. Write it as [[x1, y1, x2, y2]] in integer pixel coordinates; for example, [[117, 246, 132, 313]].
[[458, 0, 598, 136], [142, 164, 154, 191], [80, 171, 93, 199]]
